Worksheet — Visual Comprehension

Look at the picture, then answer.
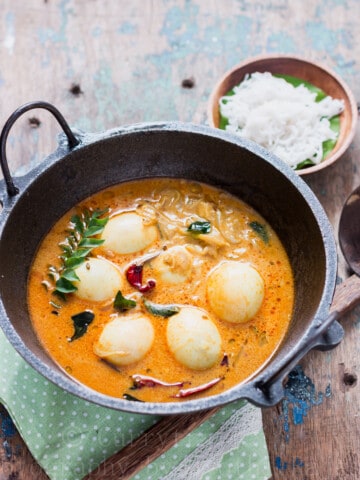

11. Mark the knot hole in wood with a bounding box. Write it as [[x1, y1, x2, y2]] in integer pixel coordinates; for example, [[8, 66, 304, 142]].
[[343, 372, 357, 387]]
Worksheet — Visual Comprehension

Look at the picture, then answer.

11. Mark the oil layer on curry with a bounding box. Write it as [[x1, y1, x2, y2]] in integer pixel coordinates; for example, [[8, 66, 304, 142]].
[[28, 178, 294, 402]]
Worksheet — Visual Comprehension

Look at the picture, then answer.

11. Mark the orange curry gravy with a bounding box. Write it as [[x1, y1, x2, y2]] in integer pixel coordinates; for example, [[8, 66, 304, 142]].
[[28, 178, 294, 402]]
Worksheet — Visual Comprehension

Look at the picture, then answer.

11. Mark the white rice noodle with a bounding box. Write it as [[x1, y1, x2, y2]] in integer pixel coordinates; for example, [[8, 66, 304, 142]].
[[219, 72, 344, 168]]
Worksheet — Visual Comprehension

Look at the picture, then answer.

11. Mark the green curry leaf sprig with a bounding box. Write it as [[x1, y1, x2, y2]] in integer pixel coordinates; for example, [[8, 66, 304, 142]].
[[48, 208, 109, 299]]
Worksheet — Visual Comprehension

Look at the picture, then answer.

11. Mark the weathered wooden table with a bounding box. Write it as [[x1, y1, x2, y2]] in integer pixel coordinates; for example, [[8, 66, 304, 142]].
[[0, 1, 359, 479]]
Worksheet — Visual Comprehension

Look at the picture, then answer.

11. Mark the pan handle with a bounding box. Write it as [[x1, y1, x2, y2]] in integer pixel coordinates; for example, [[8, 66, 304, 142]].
[[0, 101, 79, 196], [255, 271, 360, 404], [255, 311, 343, 401]]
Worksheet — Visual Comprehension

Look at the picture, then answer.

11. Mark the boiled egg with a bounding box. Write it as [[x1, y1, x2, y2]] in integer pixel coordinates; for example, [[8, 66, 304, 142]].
[[74, 257, 122, 302], [166, 306, 221, 370], [93, 314, 154, 367], [206, 261, 264, 323], [151, 246, 193, 284], [101, 212, 158, 254]]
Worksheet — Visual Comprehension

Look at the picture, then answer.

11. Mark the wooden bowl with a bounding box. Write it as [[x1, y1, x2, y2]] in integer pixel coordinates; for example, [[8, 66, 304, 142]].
[[208, 55, 358, 175]]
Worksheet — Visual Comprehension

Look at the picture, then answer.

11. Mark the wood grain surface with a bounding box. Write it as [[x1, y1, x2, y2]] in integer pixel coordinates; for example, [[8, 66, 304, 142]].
[[0, 1, 359, 479]]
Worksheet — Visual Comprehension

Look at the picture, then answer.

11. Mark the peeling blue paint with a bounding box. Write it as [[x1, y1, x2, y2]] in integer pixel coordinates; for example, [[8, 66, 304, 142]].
[[2, 440, 12, 459], [38, 27, 57, 46], [275, 456, 287, 470], [0, 411, 16, 438], [306, 21, 353, 52], [4, 11, 15, 54], [159, 3, 201, 58], [38, 0, 71, 45], [161, 4, 199, 43], [92, 63, 119, 129], [116, 75, 178, 124], [73, 115, 93, 132], [37, 0, 73, 73], [325, 384, 332, 397], [336, 274, 344, 285], [332, 53, 357, 77], [203, 17, 254, 63], [87, 0, 360, 128], [351, 307, 360, 329], [139, 2, 256, 123], [92, 26, 103, 37], [1, 409, 27, 461], [118, 21, 137, 35], [158, 2, 254, 63], [323, 0, 351, 7], [280, 365, 330, 442], [275, 456, 304, 471], [266, 32, 296, 53]]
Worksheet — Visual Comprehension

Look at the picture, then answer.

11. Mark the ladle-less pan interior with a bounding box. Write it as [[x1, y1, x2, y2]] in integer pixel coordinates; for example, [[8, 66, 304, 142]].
[[0, 102, 343, 415]]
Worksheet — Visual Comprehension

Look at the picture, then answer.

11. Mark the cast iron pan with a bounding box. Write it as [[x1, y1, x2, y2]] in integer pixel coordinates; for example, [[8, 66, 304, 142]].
[[0, 101, 343, 414]]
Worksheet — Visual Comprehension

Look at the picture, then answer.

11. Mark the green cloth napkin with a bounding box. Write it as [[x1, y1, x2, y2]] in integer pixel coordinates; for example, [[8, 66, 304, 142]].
[[0, 329, 270, 480]]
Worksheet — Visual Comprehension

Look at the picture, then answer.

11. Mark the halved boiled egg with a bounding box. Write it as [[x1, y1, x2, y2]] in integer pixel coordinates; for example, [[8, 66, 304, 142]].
[[93, 313, 154, 367], [151, 246, 193, 284], [74, 257, 122, 302], [101, 212, 158, 254], [206, 261, 264, 323], [166, 306, 221, 370]]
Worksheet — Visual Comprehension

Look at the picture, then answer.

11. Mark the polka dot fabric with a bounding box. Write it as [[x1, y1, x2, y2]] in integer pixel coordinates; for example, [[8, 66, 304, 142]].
[[0, 330, 270, 480]]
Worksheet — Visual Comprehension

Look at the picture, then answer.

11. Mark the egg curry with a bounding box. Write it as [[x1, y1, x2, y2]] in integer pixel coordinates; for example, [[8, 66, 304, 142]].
[[28, 178, 294, 402]]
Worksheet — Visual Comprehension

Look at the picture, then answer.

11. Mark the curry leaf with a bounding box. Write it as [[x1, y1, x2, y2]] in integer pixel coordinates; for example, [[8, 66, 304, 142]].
[[249, 221, 269, 244], [187, 221, 211, 234], [113, 291, 137, 312], [61, 269, 80, 282], [69, 310, 95, 342], [78, 238, 105, 248], [123, 393, 144, 402], [64, 256, 86, 270], [144, 299, 180, 318], [91, 208, 109, 219], [70, 214, 84, 233], [84, 225, 107, 237], [60, 244, 73, 256], [55, 277, 77, 294]]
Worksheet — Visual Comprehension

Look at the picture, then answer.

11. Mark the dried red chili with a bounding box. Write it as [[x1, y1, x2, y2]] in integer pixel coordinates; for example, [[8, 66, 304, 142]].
[[126, 264, 155, 293], [132, 374, 186, 389], [174, 377, 223, 398]]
